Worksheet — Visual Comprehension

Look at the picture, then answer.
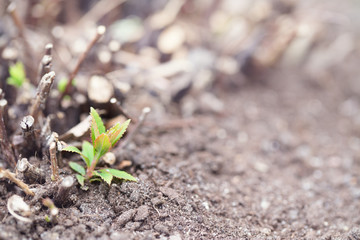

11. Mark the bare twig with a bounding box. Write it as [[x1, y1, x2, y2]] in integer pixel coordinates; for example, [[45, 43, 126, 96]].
[[54, 176, 75, 207], [110, 98, 135, 122], [7, 2, 25, 39], [7, 2, 36, 85], [49, 142, 59, 181], [58, 115, 91, 142], [78, 0, 127, 27], [19, 115, 40, 157], [30, 71, 56, 121], [0, 99, 9, 133], [16, 158, 45, 184], [20, 116, 36, 142], [60, 26, 106, 100], [0, 107, 16, 167], [120, 107, 151, 148], [0, 167, 34, 196], [38, 43, 53, 84], [44, 132, 63, 168]]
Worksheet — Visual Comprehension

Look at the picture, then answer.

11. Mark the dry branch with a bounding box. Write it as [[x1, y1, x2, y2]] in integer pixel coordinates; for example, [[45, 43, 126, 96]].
[[30, 71, 56, 121], [60, 26, 106, 100], [38, 43, 53, 84], [49, 142, 59, 181], [110, 98, 135, 122], [16, 158, 45, 184], [78, 0, 127, 27], [54, 176, 75, 207], [19, 115, 40, 157], [120, 107, 151, 149], [0, 167, 34, 196], [0, 99, 9, 126], [7, 2, 37, 85], [0, 106, 16, 167]]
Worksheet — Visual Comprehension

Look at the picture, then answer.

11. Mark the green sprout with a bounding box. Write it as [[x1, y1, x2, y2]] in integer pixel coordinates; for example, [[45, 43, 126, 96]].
[[7, 61, 27, 87], [57, 78, 75, 93], [62, 107, 136, 186]]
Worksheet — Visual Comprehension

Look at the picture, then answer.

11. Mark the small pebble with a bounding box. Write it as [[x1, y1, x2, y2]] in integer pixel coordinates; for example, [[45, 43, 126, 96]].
[[110, 231, 132, 240], [160, 187, 179, 200], [154, 223, 169, 235], [134, 205, 150, 221], [115, 209, 136, 226], [63, 219, 73, 227], [125, 221, 141, 231], [169, 234, 182, 240], [151, 197, 164, 206], [260, 200, 270, 210]]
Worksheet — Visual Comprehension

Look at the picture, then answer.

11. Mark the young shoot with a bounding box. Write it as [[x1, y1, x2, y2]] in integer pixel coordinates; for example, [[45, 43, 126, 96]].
[[7, 61, 27, 87], [62, 107, 136, 186]]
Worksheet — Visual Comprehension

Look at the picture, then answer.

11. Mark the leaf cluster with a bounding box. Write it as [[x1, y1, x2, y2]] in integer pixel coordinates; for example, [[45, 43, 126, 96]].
[[63, 107, 136, 186]]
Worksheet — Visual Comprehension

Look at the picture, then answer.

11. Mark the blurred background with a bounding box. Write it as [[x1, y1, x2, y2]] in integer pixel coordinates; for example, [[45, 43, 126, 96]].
[[1, 0, 358, 88], [1, 0, 360, 123]]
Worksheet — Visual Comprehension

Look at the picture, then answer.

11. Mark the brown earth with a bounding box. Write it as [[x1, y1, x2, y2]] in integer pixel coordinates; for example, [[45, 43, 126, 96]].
[[1, 1, 360, 240]]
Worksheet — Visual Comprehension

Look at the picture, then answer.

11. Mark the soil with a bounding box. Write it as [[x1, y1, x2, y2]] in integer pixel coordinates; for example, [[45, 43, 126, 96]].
[[1, 1, 360, 240]]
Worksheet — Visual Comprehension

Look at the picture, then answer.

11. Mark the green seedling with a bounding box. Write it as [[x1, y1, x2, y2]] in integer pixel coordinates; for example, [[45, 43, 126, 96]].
[[57, 78, 75, 100], [63, 107, 136, 186], [7, 61, 27, 87], [57, 78, 75, 93], [42, 198, 58, 223]]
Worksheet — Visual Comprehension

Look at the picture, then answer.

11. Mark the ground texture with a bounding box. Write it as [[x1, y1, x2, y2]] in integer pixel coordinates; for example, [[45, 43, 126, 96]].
[[1, 0, 360, 239]]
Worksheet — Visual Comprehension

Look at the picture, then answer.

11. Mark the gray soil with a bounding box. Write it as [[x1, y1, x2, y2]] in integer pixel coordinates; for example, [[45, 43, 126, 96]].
[[2, 69, 360, 239], [1, 0, 360, 239]]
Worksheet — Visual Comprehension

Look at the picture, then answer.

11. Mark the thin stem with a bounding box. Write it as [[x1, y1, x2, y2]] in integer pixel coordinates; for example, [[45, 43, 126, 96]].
[[49, 142, 59, 181], [87, 156, 99, 178], [0, 107, 16, 167], [38, 43, 53, 84], [30, 71, 56, 122], [120, 107, 151, 148], [54, 176, 75, 206], [0, 167, 34, 196], [110, 98, 135, 122], [17, 158, 45, 184], [7, 2, 37, 85], [60, 26, 106, 101], [78, 0, 127, 27]]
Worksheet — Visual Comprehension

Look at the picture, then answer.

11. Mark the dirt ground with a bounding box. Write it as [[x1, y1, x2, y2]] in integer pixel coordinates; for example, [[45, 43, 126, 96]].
[[1, 0, 360, 239]]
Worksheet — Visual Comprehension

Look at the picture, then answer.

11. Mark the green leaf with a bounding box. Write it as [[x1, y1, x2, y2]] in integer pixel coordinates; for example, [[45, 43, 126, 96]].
[[94, 169, 113, 185], [45, 215, 51, 222], [10, 62, 25, 80], [106, 119, 131, 147], [58, 78, 76, 93], [7, 62, 26, 87], [81, 141, 94, 167], [7, 77, 22, 87], [63, 145, 90, 164], [90, 107, 105, 144], [75, 174, 85, 186], [89, 177, 102, 183], [105, 168, 137, 182], [94, 133, 111, 160], [69, 161, 86, 176]]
